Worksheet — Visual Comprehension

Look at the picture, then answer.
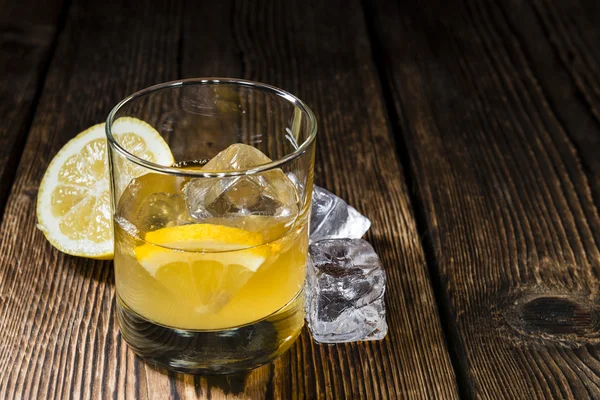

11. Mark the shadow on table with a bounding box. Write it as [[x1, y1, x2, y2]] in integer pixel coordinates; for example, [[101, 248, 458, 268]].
[[142, 355, 276, 396], [66, 256, 115, 285], [366, 232, 398, 265]]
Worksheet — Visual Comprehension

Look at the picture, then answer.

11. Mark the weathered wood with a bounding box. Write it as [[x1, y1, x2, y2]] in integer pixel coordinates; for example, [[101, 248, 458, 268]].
[[368, 0, 600, 398], [0, 0, 458, 398], [0, 0, 66, 214], [500, 0, 600, 208]]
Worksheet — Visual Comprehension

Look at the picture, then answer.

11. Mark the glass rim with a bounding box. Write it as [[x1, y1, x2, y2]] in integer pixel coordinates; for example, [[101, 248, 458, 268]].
[[105, 78, 317, 178]]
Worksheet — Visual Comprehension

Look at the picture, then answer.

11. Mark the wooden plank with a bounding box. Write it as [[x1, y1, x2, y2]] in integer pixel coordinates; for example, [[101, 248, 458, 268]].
[[0, 0, 66, 213], [368, 0, 600, 398], [499, 0, 600, 207], [0, 0, 458, 399]]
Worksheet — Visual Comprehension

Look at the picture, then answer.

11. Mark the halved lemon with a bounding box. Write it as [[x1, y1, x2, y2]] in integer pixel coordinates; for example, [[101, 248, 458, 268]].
[[36, 118, 174, 259], [134, 224, 274, 313]]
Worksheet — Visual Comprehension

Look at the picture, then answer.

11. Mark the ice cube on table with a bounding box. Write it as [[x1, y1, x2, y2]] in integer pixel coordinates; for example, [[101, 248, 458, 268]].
[[310, 186, 371, 242], [184, 144, 298, 223], [307, 238, 387, 343]]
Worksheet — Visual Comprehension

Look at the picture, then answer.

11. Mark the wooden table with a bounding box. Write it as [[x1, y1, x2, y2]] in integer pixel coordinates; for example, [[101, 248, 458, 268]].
[[2, 0, 600, 398]]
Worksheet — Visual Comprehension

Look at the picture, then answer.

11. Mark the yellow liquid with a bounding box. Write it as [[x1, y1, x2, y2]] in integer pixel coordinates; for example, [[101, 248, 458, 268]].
[[114, 220, 307, 330], [113, 172, 309, 373]]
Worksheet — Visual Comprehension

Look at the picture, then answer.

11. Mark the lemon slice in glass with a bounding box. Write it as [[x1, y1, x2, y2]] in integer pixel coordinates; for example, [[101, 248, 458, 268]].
[[36, 118, 174, 259], [134, 224, 274, 313]]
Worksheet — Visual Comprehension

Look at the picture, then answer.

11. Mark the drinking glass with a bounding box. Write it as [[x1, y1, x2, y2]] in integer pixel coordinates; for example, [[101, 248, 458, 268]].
[[106, 78, 316, 374]]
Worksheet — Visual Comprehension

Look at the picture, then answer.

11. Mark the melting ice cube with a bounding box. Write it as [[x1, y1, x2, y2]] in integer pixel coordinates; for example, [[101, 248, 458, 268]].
[[184, 144, 299, 226], [307, 238, 387, 343], [310, 186, 370, 242]]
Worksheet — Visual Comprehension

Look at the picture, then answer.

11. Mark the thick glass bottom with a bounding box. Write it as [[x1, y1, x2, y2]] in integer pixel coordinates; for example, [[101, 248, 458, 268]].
[[116, 289, 305, 374]]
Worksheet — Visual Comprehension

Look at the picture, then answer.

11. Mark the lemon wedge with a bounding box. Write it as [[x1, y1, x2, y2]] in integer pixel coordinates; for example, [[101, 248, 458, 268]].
[[134, 224, 273, 312], [36, 118, 174, 259]]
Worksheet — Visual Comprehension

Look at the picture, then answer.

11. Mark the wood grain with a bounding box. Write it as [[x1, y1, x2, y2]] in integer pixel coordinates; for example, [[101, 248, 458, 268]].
[[0, 0, 458, 398], [368, 0, 600, 398], [0, 0, 66, 214], [499, 0, 600, 209]]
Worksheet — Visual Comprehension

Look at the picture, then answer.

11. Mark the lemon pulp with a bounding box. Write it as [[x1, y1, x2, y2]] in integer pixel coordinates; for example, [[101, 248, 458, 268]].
[[36, 118, 174, 259]]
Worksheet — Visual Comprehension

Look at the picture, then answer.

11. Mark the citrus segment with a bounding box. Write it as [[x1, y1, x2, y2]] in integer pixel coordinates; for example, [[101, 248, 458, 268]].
[[134, 223, 273, 312], [36, 118, 174, 259]]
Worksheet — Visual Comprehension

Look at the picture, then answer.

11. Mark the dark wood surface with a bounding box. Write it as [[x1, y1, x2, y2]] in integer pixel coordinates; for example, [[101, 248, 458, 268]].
[[0, 0, 66, 212], [1, 0, 600, 398], [369, 0, 600, 398]]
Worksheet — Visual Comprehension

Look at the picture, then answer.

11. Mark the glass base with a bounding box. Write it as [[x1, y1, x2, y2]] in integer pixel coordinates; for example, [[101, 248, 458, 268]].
[[116, 289, 305, 374]]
